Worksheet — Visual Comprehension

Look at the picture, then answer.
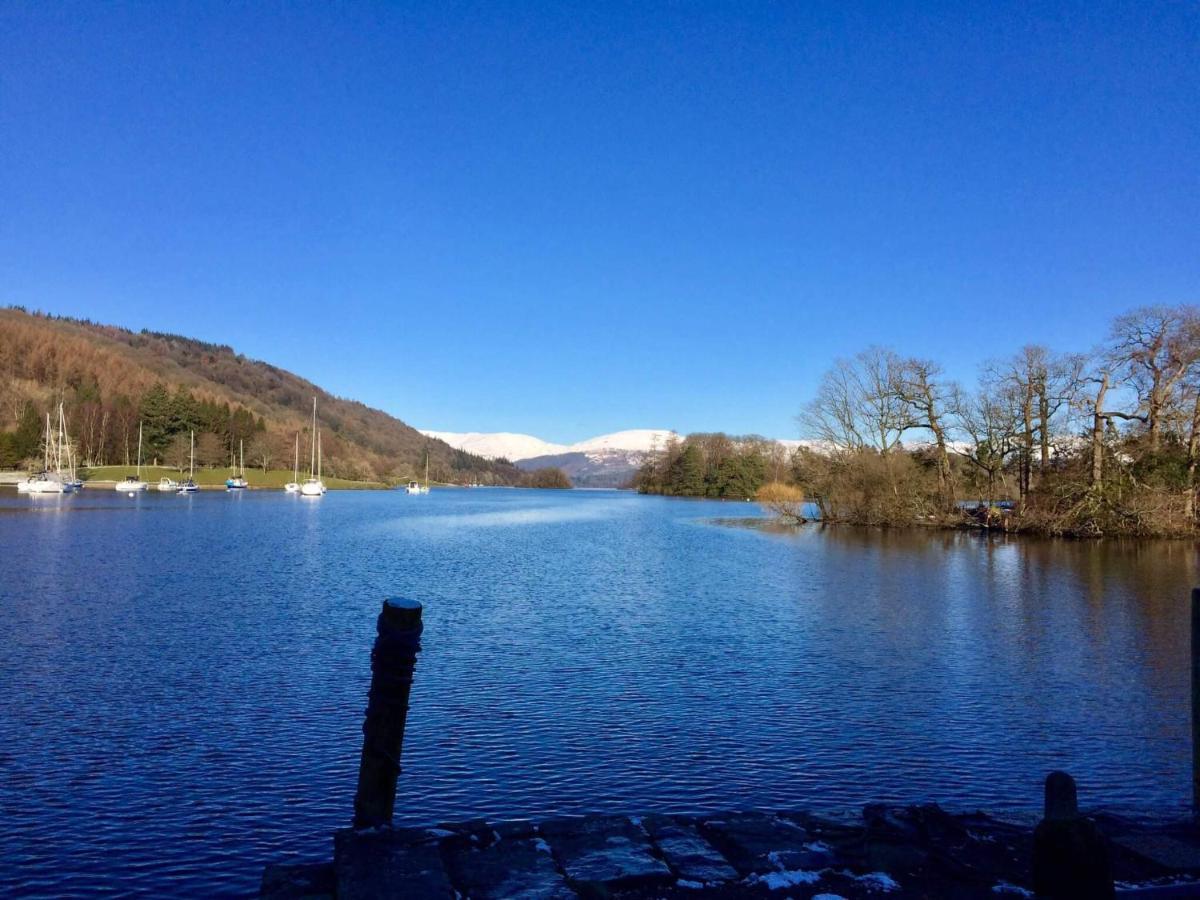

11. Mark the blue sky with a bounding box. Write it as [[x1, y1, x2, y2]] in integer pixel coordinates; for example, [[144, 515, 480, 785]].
[[1, 2, 1195, 443]]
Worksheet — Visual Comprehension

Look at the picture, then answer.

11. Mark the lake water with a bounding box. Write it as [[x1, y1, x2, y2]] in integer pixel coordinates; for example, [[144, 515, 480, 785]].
[[0, 487, 1193, 896]]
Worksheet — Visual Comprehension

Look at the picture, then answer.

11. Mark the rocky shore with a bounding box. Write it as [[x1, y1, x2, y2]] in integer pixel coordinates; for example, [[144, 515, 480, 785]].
[[261, 802, 1200, 899]]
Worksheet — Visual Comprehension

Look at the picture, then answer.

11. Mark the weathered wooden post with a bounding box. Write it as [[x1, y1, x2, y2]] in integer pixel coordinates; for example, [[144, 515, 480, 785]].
[[1193, 588, 1200, 814], [352, 598, 423, 830], [1031, 771, 1113, 898]]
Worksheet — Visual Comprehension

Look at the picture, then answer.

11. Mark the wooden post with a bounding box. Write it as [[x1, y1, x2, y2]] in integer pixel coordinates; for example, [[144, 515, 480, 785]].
[[1193, 588, 1200, 814], [1032, 771, 1114, 898], [353, 598, 423, 830]]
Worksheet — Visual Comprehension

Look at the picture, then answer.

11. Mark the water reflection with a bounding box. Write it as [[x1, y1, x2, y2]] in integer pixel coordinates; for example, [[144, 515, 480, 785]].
[[0, 490, 1192, 896]]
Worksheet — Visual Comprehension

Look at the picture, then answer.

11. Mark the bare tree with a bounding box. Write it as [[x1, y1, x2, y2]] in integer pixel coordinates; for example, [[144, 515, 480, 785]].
[[949, 380, 1019, 506], [1107, 305, 1200, 450], [895, 357, 955, 507], [801, 347, 915, 453]]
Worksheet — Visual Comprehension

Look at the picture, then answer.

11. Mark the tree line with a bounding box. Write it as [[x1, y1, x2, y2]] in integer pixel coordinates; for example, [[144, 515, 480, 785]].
[[632, 305, 1200, 536], [0, 379, 269, 471], [789, 304, 1200, 535], [634, 433, 781, 499]]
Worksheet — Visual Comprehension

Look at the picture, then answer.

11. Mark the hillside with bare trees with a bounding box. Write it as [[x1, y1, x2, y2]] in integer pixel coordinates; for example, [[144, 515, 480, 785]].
[[0, 307, 521, 484]]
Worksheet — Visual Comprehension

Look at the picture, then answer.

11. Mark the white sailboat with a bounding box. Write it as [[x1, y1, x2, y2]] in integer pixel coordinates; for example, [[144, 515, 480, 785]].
[[405, 451, 431, 494], [178, 431, 199, 493], [226, 440, 248, 490], [59, 404, 84, 490], [19, 410, 75, 494], [284, 433, 300, 493], [300, 398, 326, 497], [115, 423, 148, 492]]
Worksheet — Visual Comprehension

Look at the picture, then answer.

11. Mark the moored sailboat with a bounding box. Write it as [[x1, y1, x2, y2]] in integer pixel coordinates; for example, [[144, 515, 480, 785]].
[[114, 422, 148, 492], [178, 431, 199, 493], [226, 440, 248, 490], [300, 398, 326, 497], [19, 411, 74, 494]]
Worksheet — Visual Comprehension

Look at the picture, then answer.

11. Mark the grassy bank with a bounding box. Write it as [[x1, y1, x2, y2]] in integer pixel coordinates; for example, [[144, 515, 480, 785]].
[[80, 465, 386, 490]]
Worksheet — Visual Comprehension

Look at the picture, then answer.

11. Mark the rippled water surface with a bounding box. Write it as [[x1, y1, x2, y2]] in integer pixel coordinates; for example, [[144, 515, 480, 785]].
[[0, 488, 1192, 895]]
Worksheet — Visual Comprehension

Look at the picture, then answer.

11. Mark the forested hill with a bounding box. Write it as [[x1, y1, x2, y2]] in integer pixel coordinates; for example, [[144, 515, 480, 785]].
[[0, 307, 522, 484]]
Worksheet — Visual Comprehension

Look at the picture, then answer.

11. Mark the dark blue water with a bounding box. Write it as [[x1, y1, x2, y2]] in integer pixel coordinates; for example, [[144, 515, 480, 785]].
[[0, 487, 1192, 896]]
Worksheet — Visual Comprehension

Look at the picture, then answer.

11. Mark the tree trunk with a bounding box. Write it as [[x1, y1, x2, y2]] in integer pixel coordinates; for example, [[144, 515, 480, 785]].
[[1038, 390, 1050, 479], [1091, 374, 1110, 489], [1187, 392, 1200, 520], [1021, 387, 1034, 501]]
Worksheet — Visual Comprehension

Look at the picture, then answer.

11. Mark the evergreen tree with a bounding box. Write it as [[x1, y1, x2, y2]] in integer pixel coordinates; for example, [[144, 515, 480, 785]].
[[12, 402, 42, 461], [670, 443, 706, 496]]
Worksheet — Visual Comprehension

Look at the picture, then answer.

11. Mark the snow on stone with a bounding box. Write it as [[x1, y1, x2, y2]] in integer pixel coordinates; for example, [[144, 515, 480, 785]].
[[991, 883, 1034, 897], [748, 868, 824, 889]]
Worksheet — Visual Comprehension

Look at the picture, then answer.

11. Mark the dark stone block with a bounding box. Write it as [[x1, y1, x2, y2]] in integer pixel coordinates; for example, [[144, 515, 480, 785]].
[[445, 835, 573, 899], [1115, 833, 1200, 873], [260, 862, 335, 899], [334, 828, 455, 899], [697, 811, 811, 875], [642, 816, 739, 884], [539, 814, 672, 892]]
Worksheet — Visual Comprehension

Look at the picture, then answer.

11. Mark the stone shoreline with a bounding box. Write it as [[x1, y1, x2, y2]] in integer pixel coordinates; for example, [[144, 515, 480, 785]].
[[261, 803, 1200, 898]]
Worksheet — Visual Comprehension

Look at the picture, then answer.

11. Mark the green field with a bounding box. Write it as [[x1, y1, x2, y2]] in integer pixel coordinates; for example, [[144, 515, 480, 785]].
[[80, 465, 387, 490]]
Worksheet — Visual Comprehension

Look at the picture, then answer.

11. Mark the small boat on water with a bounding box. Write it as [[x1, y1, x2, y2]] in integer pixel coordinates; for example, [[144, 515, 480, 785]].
[[405, 451, 431, 494], [299, 398, 326, 497], [21, 409, 76, 494], [226, 440, 249, 490], [177, 431, 199, 493], [284, 433, 300, 493], [157, 477, 179, 492], [114, 422, 148, 492]]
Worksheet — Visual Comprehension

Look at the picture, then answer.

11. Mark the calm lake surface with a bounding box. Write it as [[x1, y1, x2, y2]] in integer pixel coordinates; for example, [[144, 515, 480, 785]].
[[0, 487, 1192, 896]]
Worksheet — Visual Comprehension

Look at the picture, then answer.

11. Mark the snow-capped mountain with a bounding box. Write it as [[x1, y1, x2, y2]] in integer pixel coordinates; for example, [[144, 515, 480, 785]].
[[419, 431, 569, 461], [419, 428, 680, 488], [421, 429, 678, 462]]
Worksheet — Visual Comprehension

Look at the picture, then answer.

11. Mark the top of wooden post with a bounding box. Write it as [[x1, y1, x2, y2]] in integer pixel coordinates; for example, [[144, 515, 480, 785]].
[[1044, 771, 1078, 821], [381, 597, 423, 630]]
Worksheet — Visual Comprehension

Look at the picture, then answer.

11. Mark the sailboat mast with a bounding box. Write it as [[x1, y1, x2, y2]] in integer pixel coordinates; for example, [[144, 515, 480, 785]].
[[293, 433, 299, 482], [190, 430, 195, 479], [309, 397, 317, 478], [137, 422, 143, 478], [240, 439, 245, 477]]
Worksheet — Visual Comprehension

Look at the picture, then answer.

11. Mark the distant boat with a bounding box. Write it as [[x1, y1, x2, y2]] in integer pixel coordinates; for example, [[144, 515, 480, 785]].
[[405, 450, 431, 494], [114, 422, 148, 492], [226, 440, 248, 490], [284, 432, 300, 493], [157, 477, 179, 492], [21, 409, 75, 494], [59, 403, 84, 490], [178, 431, 199, 493], [300, 398, 326, 497]]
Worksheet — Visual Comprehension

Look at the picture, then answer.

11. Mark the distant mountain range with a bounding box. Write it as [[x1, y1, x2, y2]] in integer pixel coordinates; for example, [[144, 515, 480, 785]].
[[420, 429, 679, 488]]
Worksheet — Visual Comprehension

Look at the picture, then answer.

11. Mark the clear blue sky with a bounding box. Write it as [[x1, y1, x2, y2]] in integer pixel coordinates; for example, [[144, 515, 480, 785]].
[[2, 2, 1195, 443]]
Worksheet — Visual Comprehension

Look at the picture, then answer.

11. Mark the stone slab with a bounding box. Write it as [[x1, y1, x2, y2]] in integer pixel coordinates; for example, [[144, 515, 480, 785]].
[[539, 814, 672, 891], [642, 816, 739, 884], [444, 836, 573, 899], [698, 812, 811, 875], [334, 828, 455, 899], [1117, 834, 1200, 872]]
